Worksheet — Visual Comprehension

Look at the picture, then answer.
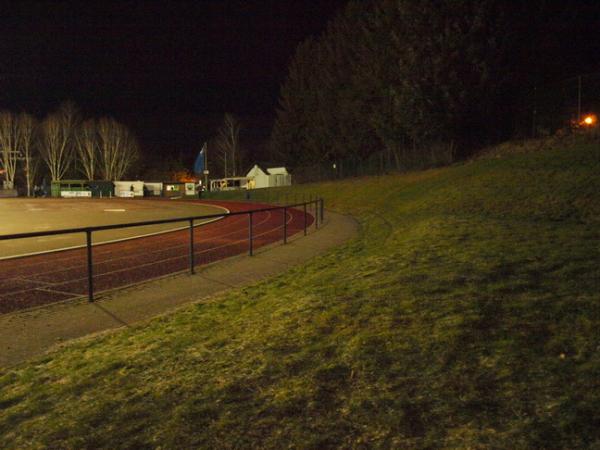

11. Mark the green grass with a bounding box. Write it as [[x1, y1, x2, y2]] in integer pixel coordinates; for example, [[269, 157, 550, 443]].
[[2, 135, 600, 448]]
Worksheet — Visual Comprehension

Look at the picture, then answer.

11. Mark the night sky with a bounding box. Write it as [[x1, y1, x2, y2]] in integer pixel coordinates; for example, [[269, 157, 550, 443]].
[[0, 0, 347, 166], [2, 1, 600, 170]]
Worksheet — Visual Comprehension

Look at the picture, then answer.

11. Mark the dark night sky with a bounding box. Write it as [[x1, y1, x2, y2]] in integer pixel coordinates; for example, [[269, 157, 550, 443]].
[[0, 0, 347, 165], [2, 1, 600, 169]]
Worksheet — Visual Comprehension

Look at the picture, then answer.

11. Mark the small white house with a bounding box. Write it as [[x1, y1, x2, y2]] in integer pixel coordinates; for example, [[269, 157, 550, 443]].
[[246, 165, 291, 189], [114, 181, 144, 197]]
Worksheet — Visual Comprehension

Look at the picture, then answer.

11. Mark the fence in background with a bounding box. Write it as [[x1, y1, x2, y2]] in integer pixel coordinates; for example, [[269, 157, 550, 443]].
[[515, 73, 600, 138], [203, 188, 324, 205], [282, 146, 454, 185], [0, 199, 323, 309], [254, 73, 600, 185]]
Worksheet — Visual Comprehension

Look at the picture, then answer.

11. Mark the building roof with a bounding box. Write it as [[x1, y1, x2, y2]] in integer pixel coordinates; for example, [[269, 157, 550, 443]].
[[246, 164, 268, 177], [246, 163, 289, 177], [266, 167, 288, 175]]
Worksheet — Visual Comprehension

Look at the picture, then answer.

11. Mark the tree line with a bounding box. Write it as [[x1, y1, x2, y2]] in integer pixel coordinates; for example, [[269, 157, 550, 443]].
[[0, 102, 139, 195], [269, 0, 577, 172]]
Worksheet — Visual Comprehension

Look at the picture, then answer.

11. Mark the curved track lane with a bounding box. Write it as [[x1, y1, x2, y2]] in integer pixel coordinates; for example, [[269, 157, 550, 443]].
[[0, 201, 314, 314]]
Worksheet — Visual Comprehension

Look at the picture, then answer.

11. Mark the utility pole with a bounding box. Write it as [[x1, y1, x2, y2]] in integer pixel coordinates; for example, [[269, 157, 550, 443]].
[[203, 144, 209, 191], [577, 75, 582, 123]]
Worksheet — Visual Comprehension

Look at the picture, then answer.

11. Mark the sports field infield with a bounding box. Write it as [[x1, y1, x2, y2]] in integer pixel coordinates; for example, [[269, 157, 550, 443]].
[[0, 198, 226, 259]]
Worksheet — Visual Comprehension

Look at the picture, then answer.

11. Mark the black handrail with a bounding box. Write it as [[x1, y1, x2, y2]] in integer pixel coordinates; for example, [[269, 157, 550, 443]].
[[0, 199, 325, 303], [0, 201, 320, 241]]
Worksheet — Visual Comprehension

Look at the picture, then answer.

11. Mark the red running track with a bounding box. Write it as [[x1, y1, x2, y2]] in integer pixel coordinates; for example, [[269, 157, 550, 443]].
[[0, 201, 314, 314]]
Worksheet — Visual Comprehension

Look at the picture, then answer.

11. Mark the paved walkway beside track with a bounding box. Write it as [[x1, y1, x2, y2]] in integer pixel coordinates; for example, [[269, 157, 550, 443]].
[[0, 211, 358, 368]]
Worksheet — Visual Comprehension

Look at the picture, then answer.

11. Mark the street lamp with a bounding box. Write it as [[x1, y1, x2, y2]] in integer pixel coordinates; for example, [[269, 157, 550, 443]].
[[581, 114, 597, 127]]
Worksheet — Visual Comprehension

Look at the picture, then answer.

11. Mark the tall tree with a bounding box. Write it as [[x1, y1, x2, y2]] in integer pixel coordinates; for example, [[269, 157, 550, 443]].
[[215, 113, 242, 177], [39, 101, 79, 181], [363, 0, 509, 153], [0, 111, 19, 190], [97, 117, 139, 180], [75, 119, 99, 180], [270, 2, 375, 167], [271, 0, 515, 169], [16, 112, 38, 196], [270, 38, 322, 166]]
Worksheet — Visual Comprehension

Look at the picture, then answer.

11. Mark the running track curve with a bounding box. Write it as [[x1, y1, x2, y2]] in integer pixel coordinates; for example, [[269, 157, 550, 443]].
[[0, 201, 314, 314]]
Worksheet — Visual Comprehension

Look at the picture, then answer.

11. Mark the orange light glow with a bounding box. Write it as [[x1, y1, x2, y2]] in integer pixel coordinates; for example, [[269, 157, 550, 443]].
[[580, 114, 597, 127], [173, 170, 198, 183]]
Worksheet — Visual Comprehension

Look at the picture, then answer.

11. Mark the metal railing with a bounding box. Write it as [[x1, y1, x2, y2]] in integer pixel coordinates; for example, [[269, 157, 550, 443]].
[[0, 199, 324, 303]]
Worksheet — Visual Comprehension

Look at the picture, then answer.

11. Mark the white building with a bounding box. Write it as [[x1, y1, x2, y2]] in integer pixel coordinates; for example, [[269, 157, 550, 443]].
[[209, 177, 250, 192], [114, 181, 144, 197], [143, 182, 163, 196], [246, 165, 291, 189]]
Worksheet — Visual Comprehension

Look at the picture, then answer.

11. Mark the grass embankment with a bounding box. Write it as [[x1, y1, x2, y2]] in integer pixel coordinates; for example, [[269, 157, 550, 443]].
[[1, 136, 600, 448]]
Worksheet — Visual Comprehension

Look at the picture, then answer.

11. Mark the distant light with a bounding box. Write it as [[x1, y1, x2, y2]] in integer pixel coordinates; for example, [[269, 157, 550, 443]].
[[581, 114, 597, 127]]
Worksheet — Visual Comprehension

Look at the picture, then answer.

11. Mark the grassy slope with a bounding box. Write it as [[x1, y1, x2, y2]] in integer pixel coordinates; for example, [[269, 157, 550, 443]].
[[1, 137, 599, 449]]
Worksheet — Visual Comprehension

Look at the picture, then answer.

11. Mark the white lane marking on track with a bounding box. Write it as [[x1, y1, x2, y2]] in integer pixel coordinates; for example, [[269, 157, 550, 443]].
[[45, 211, 280, 288], [1, 211, 243, 276], [0, 203, 231, 261], [36, 236, 70, 241], [2, 205, 306, 300], [103, 209, 126, 212], [2, 212, 254, 295]]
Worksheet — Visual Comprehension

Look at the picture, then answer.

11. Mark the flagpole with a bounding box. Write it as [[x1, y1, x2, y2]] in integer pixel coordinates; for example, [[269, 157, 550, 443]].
[[204, 142, 208, 191]]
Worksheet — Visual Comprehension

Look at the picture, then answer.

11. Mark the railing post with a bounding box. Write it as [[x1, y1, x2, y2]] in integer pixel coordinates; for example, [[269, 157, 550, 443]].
[[248, 211, 253, 256], [283, 206, 288, 244], [303, 202, 307, 235], [189, 219, 195, 274], [86, 230, 94, 302]]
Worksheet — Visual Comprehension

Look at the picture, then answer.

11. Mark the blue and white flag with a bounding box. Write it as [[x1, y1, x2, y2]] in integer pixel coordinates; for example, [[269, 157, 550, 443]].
[[194, 142, 207, 174]]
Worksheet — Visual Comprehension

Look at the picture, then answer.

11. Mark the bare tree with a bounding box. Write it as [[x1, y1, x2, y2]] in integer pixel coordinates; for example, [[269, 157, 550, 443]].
[[16, 113, 38, 196], [213, 136, 229, 178], [215, 113, 242, 177], [97, 117, 139, 180], [0, 111, 19, 190], [39, 101, 79, 181], [75, 119, 98, 180]]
